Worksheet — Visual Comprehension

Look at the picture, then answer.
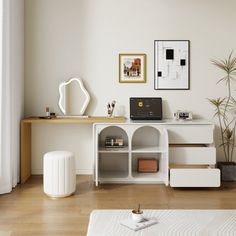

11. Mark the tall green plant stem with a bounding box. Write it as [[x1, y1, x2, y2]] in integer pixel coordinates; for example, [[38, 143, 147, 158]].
[[230, 120, 236, 162], [223, 75, 231, 162], [223, 75, 231, 125], [218, 107, 228, 161], [209, 51, 236, 163]]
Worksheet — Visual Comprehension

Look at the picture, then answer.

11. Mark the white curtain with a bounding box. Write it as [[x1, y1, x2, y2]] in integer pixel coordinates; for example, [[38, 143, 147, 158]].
[[0, 0, 24, 194], [0, 0, 3, 185]]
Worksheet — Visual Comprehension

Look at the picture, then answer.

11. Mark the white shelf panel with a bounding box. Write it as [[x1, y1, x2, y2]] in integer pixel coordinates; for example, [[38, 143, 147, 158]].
[[99, 171, 129, 179], [131, 172, 167, 185], [131, 146, 166, 153], [98, 146, 129, 153], [98, 179, 165, 184], [131, 179, 165, 184], [132, 171, 161, 178]]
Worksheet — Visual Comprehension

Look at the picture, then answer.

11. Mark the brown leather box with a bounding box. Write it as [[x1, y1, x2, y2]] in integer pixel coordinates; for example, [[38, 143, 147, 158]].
[[138, 159, 159, 173]]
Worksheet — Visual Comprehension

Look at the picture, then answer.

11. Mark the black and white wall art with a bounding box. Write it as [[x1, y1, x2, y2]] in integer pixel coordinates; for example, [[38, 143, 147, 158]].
[[154, 40, 190, 90]]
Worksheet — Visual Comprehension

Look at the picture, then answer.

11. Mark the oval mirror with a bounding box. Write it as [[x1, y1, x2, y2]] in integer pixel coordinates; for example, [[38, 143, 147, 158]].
[[58, 78, 90, 116]]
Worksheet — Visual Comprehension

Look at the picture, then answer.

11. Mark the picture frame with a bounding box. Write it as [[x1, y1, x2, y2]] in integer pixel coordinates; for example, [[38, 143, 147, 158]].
[[119, 54, 146, 83], [154, 40, 190, 90]]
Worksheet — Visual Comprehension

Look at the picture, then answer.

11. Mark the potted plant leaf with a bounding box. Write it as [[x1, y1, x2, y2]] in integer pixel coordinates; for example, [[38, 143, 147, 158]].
[[208, 52, 236, 181]]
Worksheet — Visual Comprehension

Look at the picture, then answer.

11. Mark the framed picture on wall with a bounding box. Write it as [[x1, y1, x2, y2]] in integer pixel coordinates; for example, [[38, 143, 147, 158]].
[[154, 40, 190, 90], [119, 54, 146, 83]]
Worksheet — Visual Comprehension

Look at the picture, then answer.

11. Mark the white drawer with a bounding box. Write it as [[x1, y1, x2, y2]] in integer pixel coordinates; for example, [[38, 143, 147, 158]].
[[168, 125, 214, 144], [170, 168, 220, 187], [169, 147, 216, 165]]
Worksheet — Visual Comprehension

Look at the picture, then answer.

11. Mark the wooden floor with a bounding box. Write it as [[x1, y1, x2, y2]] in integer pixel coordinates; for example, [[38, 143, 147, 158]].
[[1, 176, 236, 236]]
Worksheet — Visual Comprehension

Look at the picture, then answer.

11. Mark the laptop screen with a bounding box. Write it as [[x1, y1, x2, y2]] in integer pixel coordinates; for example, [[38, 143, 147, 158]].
[[130, 97, 162, 120]]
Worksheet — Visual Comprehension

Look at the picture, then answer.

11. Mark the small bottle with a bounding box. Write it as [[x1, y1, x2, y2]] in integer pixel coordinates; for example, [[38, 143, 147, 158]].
[[46, 107, 50, 117]]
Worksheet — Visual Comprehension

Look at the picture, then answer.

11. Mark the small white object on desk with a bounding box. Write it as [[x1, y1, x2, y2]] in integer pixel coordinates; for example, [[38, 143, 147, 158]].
[[107, 100, 116, 117], [174, 110, 193, 120]]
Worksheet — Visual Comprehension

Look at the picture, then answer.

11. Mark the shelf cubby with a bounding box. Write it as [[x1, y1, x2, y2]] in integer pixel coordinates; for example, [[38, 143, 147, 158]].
[[131, 126, 162, 151], [131, 153, 167, 183], [98, 153, 129, 179], [98, 126, 128, 150]]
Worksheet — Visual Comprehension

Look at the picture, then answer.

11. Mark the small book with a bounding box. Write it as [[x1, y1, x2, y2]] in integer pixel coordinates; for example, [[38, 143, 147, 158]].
[[120, 218, 158, 231]]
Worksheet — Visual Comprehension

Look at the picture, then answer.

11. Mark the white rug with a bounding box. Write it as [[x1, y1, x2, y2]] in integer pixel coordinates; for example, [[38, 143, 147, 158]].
[[87, 209, 236, 236]]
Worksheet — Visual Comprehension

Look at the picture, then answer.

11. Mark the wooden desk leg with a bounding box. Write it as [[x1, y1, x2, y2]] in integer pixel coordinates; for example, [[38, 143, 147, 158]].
[[20, 121, 31, 183]]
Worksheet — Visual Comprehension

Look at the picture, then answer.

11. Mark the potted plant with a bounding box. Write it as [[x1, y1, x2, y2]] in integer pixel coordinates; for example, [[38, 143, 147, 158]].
[[209, 52, 236, 181], [131, 204, 144, 222]]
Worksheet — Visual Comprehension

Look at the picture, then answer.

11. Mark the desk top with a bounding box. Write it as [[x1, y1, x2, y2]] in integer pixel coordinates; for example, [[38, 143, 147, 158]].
[[21, 116, 127, 124], [21, 117, 213, 125]]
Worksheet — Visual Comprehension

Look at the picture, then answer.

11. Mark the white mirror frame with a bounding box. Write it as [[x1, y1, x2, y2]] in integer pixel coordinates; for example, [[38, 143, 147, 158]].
[[58, 78, 90, 115]]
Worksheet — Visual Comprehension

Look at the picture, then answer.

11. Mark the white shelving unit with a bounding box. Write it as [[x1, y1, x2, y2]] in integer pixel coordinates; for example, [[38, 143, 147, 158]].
[[94, 124, 169, 186], [94, 120, 221, 187]]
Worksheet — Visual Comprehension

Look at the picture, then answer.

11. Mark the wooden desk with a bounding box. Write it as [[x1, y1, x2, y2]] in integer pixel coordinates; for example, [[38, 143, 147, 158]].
[[20, 116, 126, 183]]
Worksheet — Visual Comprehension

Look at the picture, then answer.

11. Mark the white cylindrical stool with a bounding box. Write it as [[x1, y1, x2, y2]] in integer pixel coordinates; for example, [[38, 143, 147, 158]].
[[43, 151, 76, 198]]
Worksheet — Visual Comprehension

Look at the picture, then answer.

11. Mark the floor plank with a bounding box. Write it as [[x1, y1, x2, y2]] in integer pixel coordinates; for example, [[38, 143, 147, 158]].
[[0, 176, 236, 235]]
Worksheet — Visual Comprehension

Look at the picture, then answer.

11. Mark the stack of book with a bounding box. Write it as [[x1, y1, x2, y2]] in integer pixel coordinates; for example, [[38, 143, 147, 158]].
[[105, 136, 124, 148]]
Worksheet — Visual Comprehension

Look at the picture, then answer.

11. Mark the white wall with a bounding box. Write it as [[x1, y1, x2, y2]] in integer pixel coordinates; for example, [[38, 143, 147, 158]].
[[25, 0, 236, 174]]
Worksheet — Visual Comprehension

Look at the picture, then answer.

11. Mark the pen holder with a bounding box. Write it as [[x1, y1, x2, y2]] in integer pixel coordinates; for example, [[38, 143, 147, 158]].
[[107, 100, 116, 117]]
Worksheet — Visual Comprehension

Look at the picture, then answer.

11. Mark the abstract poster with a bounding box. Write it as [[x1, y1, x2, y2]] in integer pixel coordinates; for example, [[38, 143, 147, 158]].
[[154, 40, 190, 90]]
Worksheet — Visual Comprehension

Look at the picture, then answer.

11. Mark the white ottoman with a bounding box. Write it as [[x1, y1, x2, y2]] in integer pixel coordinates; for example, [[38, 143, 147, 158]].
[[43, 151, 76, 198]]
